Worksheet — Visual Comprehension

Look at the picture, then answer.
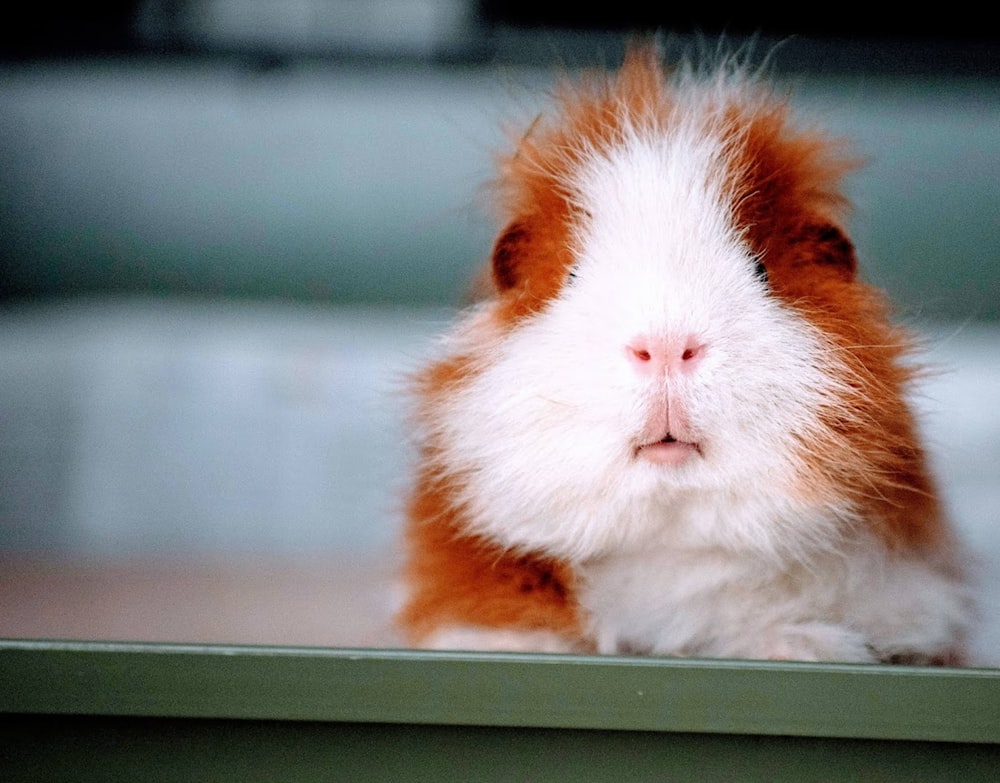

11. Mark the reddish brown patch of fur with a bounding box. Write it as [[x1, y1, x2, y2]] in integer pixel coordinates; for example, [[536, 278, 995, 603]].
[[398, 346, 584, 645], [488, 45, 678, 322], [397, 463, 583, 645], [724, 99, 946, 551]]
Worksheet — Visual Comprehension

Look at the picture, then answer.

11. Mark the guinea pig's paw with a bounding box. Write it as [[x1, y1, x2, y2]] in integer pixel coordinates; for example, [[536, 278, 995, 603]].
[[763, 622, 876, 663], [418, 624, 580, 654], [873, 647, 967, 667]]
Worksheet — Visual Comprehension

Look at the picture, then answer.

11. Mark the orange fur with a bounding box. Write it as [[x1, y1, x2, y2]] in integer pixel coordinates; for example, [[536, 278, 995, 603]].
[[722, 95, 946, 551], [400, 353, 583, 646], [488, 45, 681, 322], [398, 464, 583, 645]]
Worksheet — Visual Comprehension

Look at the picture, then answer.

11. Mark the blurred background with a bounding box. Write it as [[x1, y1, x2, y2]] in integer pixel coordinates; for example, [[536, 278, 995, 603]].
[[0, 2, 998, 658]]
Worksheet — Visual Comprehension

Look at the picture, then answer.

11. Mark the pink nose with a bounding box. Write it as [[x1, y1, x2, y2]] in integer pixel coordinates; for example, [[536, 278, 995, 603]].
[[626, 334, 705, 376]]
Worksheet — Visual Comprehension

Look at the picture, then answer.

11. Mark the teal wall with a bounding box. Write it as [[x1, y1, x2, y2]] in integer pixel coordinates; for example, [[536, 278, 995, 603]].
[[1, 59, 997, 319]]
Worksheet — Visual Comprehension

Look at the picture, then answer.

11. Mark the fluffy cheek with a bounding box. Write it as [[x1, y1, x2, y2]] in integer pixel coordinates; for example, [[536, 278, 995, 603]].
[[429, 323, 642, 560]]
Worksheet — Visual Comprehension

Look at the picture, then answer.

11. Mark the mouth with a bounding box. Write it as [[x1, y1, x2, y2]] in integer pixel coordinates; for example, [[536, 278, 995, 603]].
[[636, 433, 700, 465]]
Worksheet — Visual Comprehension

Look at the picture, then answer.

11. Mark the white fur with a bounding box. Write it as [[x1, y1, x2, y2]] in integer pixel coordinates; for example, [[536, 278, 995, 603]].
[[579, 535, 970, 661], [417, 92, 972, 662], [421, 625, 579, 654]]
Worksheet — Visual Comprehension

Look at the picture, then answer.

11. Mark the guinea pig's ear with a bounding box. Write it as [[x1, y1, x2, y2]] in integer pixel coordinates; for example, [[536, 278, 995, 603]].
[[491, 221, 530, 291], [794, 222, 858, 282]]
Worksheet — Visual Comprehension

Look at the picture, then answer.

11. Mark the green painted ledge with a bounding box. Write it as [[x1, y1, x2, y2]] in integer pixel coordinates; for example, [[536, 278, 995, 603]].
[[1, 640, 999, 781]]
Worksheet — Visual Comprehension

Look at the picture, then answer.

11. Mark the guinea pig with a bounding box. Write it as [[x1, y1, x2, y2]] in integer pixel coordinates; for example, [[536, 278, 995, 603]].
[[396, 43, 973, 664]]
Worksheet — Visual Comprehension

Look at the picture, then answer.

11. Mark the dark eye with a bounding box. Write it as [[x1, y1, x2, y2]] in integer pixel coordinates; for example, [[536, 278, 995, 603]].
[[753, 256, 769, 287]]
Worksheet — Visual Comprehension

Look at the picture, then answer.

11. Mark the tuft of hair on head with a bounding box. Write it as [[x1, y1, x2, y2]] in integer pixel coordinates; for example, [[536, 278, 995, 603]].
[[483, 38, 858, 319]]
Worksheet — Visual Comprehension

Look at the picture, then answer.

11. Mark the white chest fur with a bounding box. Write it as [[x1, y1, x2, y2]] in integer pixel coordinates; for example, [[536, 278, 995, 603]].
[[577, 532, 971, 663]]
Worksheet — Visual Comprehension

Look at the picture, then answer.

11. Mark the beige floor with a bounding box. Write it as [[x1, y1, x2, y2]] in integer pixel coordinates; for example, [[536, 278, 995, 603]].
[[0, 554, 402, 649]]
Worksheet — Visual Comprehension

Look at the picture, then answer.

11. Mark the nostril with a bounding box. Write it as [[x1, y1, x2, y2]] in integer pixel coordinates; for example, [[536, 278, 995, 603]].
[[626, 340, 654, 366], [680, 340, 707, 370], [681, 342, 703, 362], [626, 341, 656, 374]]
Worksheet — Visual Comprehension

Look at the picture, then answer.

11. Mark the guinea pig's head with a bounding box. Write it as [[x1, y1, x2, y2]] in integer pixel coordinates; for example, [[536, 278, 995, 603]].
[[418, 46, 926, 562]]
